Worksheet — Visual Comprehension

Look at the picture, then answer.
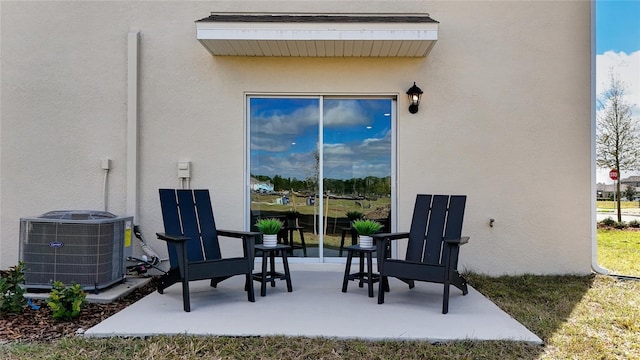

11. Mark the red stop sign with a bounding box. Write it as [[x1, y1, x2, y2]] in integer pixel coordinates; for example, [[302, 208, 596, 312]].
[[609, 169, 619, 180]]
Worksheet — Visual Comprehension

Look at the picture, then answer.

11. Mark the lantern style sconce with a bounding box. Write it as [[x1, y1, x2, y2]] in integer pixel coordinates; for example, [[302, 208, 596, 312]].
[[406, 82, 423, 114]]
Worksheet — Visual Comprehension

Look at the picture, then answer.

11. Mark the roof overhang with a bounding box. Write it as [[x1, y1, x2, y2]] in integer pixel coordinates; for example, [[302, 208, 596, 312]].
[[196, 13, 439, 57]]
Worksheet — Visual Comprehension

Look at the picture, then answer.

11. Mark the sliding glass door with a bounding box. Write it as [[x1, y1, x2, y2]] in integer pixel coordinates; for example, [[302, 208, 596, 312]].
[[248, 96, 394, 259]]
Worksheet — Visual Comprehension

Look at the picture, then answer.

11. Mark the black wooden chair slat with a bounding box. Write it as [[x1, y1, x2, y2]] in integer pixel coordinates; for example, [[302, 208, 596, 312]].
[[176, 190, 206, 263], [444, 195, 466, 269], [159, 189, 182, 269], [157, 189, 258, 312], [193, 189, 222, 261], [406, 194, 430, 262], [373, 194, 469, 314], [423, 195, 449, 264]]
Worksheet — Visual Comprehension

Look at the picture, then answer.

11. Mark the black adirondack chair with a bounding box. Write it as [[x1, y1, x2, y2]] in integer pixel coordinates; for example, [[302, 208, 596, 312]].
[[157, 189, 258, 312], [373, 194, 469, 314]]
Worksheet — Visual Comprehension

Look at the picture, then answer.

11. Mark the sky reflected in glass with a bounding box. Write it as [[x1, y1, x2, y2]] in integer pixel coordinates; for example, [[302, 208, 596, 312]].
[[250, 98, 391, 181]]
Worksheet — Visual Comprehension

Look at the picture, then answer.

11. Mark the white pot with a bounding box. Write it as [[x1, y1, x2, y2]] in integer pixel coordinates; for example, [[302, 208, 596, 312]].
[[263, 234, 278, 247], [358, 235, 373, 248]]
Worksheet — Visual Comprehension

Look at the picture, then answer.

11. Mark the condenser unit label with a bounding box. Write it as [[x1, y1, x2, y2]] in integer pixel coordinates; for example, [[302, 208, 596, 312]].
[[124, 221, 132, 247], [49, 241, 64, 248]]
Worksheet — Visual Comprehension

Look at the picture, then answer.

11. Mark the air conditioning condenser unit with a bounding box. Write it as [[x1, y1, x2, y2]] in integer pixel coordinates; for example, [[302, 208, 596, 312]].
[[19, 210, 133, 293]]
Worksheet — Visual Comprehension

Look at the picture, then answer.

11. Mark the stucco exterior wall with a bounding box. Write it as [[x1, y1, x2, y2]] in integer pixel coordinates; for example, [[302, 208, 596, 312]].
[[0, 0, 592, 275]]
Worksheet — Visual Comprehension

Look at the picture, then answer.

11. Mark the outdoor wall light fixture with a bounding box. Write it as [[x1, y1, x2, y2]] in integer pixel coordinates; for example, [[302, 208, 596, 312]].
[[406, 82, 423, 114]]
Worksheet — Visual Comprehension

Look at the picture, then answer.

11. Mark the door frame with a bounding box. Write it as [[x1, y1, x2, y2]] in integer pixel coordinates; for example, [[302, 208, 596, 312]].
[[245, 93, 398, 263]]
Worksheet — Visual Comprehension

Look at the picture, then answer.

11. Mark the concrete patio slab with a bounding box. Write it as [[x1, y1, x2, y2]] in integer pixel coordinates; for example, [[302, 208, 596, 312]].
[[85, 263, 542, 343]]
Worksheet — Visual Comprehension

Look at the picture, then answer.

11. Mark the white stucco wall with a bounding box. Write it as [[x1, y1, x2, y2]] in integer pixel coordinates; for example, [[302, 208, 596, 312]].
[[0, 0, 592, 275]]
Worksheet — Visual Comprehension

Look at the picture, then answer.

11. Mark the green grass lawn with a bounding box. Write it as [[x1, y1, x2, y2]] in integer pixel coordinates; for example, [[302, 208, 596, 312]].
[[1, 229, 638, 359], [597, 229, 640, 276], [251, 193, 390, 218], [596, 200, 640, 210], [2, 274, 638, 359]]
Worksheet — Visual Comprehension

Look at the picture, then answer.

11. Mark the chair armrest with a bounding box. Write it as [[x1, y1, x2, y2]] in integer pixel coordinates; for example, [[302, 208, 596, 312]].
[[156, 232, 190, 243], [218, 230, 258, 263], [217, 229, 261, 239], [371, 232, 410, 242], [374, 233, 409, 265], [444, 236, 470, 245]]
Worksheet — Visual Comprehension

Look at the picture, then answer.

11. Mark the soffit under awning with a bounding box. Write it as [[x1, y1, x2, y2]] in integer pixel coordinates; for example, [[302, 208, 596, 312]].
[[195, 13, 439, 57]]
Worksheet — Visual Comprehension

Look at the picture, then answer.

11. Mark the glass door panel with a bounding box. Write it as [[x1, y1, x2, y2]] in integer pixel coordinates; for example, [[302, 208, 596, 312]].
[[322, 99, 392, 257], [249, 97, 320, 257]]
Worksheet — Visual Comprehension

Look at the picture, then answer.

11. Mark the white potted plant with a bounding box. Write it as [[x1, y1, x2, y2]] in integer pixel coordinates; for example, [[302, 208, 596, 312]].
[[255, 218, 283, 247], [351, 219, 383, 248]]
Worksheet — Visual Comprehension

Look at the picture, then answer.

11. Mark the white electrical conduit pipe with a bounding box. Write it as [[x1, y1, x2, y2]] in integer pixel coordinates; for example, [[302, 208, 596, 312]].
[[103, 169, 109, 212], [127, 31, 139, 222], [127, 30, 162, 263]]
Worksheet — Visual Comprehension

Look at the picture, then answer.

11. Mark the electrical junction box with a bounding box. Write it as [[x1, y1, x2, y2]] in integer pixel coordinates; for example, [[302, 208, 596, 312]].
[[178, 161, 191, 178]]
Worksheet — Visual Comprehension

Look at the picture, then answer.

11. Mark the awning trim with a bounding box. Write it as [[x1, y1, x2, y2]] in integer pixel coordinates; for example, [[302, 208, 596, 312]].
[[197, 29, 438, 41]]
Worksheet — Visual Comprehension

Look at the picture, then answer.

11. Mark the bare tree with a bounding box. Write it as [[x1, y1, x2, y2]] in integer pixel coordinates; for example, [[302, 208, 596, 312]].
[[596, 72, 640, 222]]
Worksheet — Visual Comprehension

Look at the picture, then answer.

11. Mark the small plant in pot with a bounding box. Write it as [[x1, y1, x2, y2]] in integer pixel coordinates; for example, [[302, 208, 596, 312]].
[[351, 219, 383, 248], [255, 218, 283, 247]]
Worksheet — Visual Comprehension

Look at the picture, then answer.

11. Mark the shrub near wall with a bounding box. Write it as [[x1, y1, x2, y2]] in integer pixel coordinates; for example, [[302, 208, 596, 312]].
[[598, 218, 640, 230]]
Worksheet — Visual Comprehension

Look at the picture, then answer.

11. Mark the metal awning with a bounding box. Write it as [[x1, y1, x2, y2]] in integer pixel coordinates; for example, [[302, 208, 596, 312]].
[[195, 13, 439, 57]]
